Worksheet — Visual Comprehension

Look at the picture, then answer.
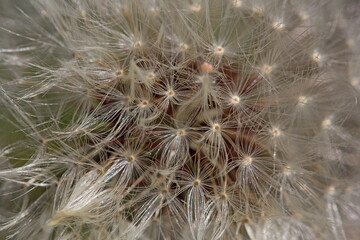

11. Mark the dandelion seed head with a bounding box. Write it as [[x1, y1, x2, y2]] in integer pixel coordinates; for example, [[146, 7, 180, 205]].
[[312, 50, 323, 63], [166, 89, 175, 97], [176, 129, 186, 137], [271, 127, 281, 137], [350, 77, 359, 88], [298, 95, 309, 105], [179, 43, 189, 52], [325, 185, 336, 196], [322, 118, 332, 128], [138, 99, 149, 108], [80, 10, 87, 18], [252, 5, 264, 15], [230, 95, 241, 105], [116, 69, 124, 77], [126, 155, 136, 162], [298, 11, 310, 21], [243, 156, 253, 166], [40, 9, 48, 17], [219, 192, 228, 200], [150, 7, 159, 16], [190, 3, 201, 12], [272, 20, 285, 30], [283, 165, 292, 176], [146, 72, 156, 81], [212, 123, 221, 132], [261, 64, 274, 74], [193, 179, 201, 186], [133, 41, 143, 49], [162, 188, 169, 194], [1, 1, 360, 239], [232, 0, 242, 8], [214, 46, 225, 56]]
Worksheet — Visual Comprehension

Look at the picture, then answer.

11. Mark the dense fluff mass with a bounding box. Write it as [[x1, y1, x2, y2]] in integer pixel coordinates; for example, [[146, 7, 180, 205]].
[[1, 0, 360, 239]]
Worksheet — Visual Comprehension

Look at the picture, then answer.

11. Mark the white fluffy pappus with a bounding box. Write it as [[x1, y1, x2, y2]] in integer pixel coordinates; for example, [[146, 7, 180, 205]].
[[1, 0, 360, 239]]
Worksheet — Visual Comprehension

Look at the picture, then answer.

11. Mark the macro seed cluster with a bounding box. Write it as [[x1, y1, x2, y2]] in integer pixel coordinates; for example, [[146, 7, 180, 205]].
[[1, 0, 360, 239]]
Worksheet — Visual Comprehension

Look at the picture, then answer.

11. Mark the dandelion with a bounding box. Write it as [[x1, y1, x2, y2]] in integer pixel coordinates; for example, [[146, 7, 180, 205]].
[[1, 0, 360, 239]]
